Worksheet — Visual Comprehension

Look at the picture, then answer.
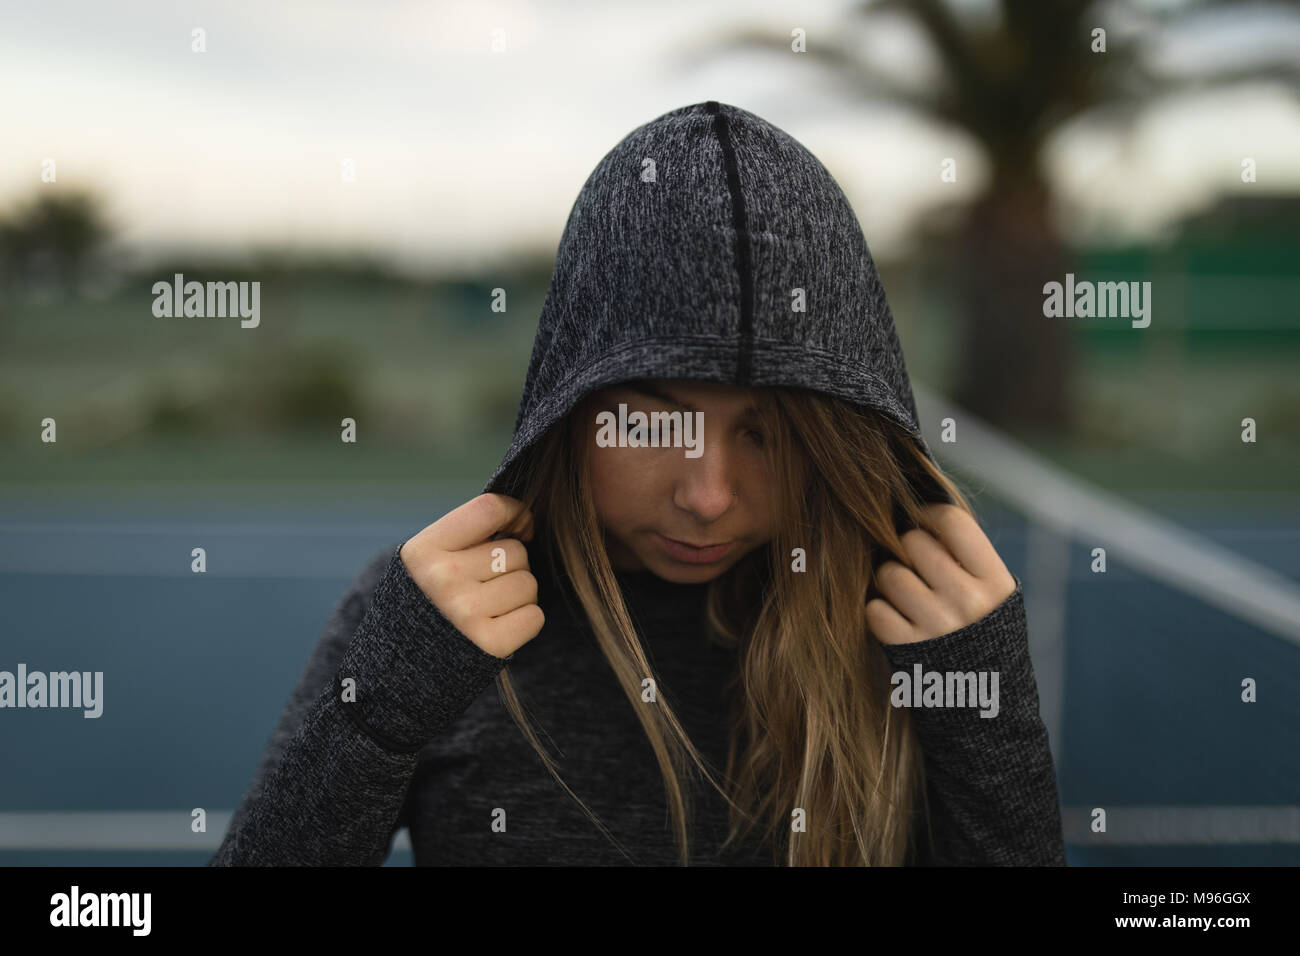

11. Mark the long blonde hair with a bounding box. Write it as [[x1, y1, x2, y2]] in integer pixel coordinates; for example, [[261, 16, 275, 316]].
[[494, 383, 975, 865]]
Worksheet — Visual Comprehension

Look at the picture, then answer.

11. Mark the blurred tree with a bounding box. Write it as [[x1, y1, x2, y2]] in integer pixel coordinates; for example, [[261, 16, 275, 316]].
[[0, 189, 113, 301], [687, 0, 1300, 435]]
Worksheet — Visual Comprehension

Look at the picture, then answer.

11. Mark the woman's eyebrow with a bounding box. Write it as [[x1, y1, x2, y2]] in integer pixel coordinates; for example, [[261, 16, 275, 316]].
[[623, 382, 758, 417]]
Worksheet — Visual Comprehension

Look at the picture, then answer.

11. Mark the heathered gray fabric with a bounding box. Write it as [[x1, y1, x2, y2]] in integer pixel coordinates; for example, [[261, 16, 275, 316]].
[[209, 100, 1066, 866]]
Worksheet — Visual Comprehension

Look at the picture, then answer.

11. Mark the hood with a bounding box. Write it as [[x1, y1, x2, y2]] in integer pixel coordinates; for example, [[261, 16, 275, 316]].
[[482, 99, 937, 500]]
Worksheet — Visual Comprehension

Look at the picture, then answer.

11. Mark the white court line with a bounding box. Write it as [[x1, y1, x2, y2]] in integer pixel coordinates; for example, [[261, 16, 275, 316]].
[[914, 382, 1300, 646], [0, 524, 408, 536], [0, 809, 1294, 850], [1061, 806, 1300, 845], [0, 812, 411, 852], [0, 480, 475, 493]]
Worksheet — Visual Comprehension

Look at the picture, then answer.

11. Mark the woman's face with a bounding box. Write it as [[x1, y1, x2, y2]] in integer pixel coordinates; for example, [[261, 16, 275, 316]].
[[583, 377, 775, 584]]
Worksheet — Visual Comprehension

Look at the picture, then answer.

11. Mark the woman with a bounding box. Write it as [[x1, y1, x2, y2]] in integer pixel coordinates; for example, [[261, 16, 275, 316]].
[[210, 101, 1066, 867]]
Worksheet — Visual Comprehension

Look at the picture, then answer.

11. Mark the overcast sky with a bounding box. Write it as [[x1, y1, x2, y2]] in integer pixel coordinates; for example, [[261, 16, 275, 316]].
[[4, 0, 1299, 276]]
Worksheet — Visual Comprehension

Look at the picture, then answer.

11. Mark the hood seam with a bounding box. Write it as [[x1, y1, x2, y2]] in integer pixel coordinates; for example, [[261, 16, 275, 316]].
[[706, 100, 754, 386]]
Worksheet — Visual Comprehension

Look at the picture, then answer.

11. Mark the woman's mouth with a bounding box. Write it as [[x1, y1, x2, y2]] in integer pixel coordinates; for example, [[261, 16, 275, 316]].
[[656, 533, 735, 564]]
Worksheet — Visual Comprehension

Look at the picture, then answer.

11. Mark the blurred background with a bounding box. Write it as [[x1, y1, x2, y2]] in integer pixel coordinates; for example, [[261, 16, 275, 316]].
[[2, 0, 1298, 866]]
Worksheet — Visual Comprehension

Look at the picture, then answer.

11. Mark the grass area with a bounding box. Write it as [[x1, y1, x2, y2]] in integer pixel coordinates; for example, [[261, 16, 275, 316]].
[[0, 274, 539, 449]]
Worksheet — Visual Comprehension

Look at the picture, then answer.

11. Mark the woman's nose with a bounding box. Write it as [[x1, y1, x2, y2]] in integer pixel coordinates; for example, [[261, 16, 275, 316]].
[[672, 438, 739, 522]]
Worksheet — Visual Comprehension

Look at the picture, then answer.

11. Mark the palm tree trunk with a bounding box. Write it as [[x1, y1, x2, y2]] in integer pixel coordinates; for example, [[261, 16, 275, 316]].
[[952, 166, 1074, 436]]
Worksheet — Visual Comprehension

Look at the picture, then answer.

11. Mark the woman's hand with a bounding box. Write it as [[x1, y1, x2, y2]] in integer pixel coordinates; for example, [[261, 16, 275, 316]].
[[866, 503, 1017, 646], [399, 493, 544, 659]]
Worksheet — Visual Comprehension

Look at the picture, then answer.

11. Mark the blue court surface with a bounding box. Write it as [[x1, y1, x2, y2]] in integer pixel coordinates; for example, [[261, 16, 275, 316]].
[[1, 484, 1297, 866]]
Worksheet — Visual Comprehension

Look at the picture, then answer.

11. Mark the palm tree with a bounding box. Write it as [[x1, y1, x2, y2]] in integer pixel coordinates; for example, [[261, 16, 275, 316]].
[[680, 0, 1300, 435]]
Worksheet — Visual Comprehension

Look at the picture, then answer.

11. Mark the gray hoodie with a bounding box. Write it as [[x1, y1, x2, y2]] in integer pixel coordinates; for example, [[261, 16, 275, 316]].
[[209, 100, 1067, 866]]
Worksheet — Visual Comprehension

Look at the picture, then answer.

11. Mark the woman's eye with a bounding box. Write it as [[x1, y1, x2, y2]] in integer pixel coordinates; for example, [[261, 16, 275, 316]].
[[746, 430, 765, 447]]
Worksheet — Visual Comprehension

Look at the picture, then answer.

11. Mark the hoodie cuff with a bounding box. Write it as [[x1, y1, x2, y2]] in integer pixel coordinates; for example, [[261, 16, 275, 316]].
[[334, 545, 511, 753], [879, 576, 1040, 733]]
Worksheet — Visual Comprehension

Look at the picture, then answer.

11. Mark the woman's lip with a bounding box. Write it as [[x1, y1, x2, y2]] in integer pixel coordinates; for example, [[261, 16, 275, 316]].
[[656, 533, 735, 564]]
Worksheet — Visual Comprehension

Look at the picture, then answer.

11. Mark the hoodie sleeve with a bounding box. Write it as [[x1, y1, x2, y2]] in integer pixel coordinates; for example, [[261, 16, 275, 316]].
[[208, 543, 512, 866], [880, 576, 1068, 866]]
